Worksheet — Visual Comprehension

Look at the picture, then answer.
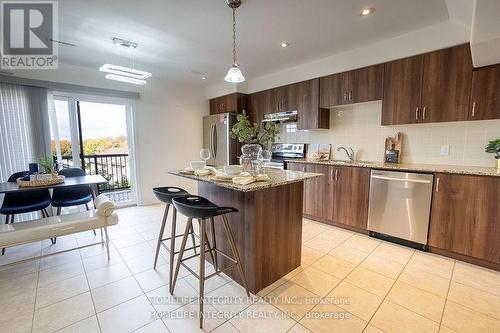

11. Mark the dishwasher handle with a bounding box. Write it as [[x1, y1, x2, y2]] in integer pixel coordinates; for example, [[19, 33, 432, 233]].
[[371, 175, 432, 184]]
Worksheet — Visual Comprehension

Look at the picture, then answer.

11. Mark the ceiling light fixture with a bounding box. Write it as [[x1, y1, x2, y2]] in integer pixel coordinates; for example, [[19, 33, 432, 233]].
[[361, 8, 374, 16], [224, 0, 245, 83], [105, 74, 146, 85], [100, 64, 152, 80], [202, 76, 207, 80], [111, 37, 137, 48], [101, 38, 151, 85], [281, 42, 290, 48]]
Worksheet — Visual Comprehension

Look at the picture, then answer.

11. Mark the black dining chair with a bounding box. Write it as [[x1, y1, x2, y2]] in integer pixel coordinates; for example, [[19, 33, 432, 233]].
[[0, 171, 52, 255], [51, 168, 95, 243]]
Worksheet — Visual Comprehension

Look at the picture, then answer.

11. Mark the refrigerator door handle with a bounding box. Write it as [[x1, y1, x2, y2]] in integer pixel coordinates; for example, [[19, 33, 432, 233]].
[[213, 124, 217, 158], [209, 124, 215, 158]]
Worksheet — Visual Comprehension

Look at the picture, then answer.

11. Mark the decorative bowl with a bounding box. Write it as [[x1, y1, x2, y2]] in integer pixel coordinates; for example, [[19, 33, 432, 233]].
[[190, 161, 206, 170], [224, 165, 243, 176]]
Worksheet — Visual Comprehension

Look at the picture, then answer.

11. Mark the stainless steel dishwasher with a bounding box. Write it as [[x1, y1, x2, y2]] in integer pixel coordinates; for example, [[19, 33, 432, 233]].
[[367, 170, 434, 250]]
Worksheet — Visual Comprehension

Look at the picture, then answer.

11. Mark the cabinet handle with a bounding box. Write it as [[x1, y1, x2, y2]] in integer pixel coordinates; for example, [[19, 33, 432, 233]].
[[343, 92, 347, 102], [472, 102, 476, 117], [415, 107, 419, 121], [330, 168, 334, 180], [435, 177, 440, 192], [335, 169, 339, 181], [302, 166, 306, 172], [349, 91, 353, 102], [423, 106, 427, 120]]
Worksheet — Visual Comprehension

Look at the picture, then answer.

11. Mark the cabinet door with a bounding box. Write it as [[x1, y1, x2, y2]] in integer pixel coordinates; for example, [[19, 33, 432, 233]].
[[248, 91, 269, 124], [421, 44, 473, 123], [270, 86, 288, 112], [296, 79, 329, 130], [209, 98, 220, 115], [334, 167, 370, 229], [382, 56, 423, 125], [349, 64, 384, 104], [303, 164, 335, 220], [320, 72, 349, 108], [469, 64, 500, 120], [428, 174, 500, 263]]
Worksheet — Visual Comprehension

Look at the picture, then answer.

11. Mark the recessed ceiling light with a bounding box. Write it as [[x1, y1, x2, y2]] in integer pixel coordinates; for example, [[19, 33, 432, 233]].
[[361, 8, 374, 16], [281, 42, 290, 48], [202, 76, 207, 80]]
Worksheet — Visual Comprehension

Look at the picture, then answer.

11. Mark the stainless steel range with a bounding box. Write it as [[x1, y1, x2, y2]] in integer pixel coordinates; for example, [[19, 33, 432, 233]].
[[268, 143, 306, 169]]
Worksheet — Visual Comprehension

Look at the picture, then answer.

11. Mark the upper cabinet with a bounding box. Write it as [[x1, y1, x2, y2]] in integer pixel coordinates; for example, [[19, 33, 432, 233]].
[[421, 44, 473, 122], [248, 79, 329, 130], [382, 55, 424, 125], [320, 64, 384, 108], [382, 44, 474, 125], [469, 64, 500, 120], [209, 93, 247, 115], [214, 44, 499, 126], [294, 79, 329, 130]]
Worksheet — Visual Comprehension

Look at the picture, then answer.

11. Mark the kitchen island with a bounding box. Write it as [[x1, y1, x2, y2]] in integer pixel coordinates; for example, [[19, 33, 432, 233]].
[[169, 168, 320, 293]]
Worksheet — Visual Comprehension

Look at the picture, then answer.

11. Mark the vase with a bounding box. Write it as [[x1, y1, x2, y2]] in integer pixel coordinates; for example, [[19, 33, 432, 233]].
[[239, 143, 262, 173]]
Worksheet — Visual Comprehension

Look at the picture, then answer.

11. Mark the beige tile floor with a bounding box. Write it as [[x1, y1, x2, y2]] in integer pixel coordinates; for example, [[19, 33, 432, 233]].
[[0, 204, 499, 333]]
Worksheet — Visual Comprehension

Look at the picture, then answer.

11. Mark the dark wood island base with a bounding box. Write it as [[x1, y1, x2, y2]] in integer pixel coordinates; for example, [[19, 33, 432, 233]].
[[199, 181, 304, 294]]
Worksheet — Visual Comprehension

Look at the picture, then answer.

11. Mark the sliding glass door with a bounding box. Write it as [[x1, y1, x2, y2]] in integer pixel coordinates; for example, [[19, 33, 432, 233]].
[[49, 94, 137, 205]]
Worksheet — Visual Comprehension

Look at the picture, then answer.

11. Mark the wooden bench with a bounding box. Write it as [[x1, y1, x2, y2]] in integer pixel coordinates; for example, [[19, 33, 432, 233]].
[[0, 194, 118, 268]]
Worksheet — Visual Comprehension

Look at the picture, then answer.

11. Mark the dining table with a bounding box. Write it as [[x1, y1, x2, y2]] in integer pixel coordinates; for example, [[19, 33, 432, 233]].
[[0, 174, 108, 198]]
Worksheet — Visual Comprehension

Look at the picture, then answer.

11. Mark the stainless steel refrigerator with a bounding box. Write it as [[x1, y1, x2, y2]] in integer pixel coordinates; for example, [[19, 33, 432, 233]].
[[203, 113, 238, 166]]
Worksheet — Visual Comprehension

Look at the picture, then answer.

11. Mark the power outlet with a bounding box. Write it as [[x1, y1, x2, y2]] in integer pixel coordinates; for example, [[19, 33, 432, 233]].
[[440, 145, 450, 156]]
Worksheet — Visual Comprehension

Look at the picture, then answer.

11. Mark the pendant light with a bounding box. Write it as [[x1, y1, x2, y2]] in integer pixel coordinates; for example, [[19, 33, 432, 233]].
[[224, 0, 245, 83]]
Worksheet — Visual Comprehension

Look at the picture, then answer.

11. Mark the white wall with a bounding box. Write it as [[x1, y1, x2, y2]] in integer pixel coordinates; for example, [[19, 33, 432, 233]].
[[278, 102, 500, 168], [12, 63, 209, 205], [134, 80, 208, 204], [207, 20, 469, 97]]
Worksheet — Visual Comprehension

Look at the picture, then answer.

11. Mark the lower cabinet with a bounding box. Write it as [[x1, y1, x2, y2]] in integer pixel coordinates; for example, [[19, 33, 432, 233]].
[[287, 162, 370, 231], [428, 173, 500, 264]]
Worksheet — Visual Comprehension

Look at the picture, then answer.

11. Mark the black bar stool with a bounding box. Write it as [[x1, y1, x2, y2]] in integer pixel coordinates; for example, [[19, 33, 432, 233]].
[[171, 195, 249, 329], [152, 187, 197, 293]]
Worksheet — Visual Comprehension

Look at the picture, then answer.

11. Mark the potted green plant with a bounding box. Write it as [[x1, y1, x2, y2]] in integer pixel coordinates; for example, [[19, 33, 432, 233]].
[[485, 139, 500, 171], [38, 157, 54, 174], [231, 112, 279, 171]]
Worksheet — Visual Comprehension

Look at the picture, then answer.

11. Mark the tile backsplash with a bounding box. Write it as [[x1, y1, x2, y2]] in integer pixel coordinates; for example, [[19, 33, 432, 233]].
[[278, 101, 500, 167]]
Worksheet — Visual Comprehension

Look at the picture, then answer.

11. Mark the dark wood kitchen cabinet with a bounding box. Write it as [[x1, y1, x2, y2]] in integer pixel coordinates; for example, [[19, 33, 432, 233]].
[[287, 162, 370, 231], [382, 55, 424, 125], [469, 64, 500, 120], [335, 166, 370, 230], [382, 44, 473, 125], [428, 173, 500, 264], [421, 44, 473, 122], [247, 90, 269, 123], [294, 79, 330, 130], [320, 64, 384, 108], [209, 93, 247, 115], [248, 79, 329, 130]]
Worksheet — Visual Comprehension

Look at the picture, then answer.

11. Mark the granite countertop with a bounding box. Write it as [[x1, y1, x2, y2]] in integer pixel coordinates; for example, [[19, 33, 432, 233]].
[[285, 159, 500, 177], [169, 168, 321, 192]]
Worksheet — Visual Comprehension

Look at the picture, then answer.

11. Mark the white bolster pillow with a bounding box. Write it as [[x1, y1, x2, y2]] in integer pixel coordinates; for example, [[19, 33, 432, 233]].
[[94, 194, 117, 217]]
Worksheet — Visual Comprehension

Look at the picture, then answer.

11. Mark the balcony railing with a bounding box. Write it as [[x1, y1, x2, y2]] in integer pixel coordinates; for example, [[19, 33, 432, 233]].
[[58, 154, 130, 194]]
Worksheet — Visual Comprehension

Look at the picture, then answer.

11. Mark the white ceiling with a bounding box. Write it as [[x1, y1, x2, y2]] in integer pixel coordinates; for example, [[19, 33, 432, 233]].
[[53, 0, 468, 86]]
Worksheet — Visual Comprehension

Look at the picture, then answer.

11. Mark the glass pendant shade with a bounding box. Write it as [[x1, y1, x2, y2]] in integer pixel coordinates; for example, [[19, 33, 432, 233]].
[[225, 65, 245, 83]]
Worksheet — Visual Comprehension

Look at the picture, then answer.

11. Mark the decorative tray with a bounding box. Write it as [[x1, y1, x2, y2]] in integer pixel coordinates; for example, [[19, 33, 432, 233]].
[[17, 175, 65, 187]]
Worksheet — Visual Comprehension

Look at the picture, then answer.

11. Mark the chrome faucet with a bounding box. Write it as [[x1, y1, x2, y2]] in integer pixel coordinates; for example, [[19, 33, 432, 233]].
[[337, 146, 355, 161]]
